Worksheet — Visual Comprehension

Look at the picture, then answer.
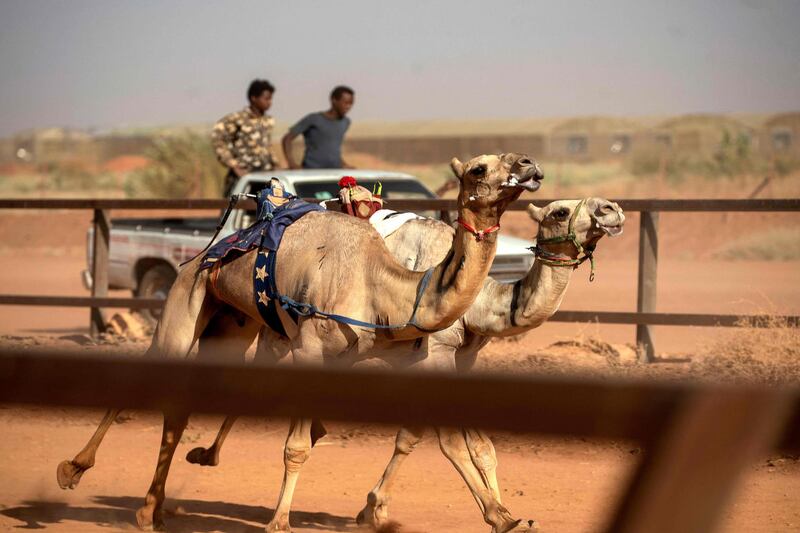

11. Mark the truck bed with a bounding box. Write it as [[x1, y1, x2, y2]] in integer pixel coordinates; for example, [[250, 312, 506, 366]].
[[111, 217, 218, 236]]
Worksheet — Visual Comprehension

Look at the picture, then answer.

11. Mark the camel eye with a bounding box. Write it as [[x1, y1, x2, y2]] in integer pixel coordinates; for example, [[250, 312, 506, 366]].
[[470, 165, 487, 176], [553, 208, 570, 220]]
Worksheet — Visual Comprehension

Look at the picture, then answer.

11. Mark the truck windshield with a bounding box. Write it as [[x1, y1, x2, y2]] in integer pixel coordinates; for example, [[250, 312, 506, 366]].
[[244, 179, 440, 221]]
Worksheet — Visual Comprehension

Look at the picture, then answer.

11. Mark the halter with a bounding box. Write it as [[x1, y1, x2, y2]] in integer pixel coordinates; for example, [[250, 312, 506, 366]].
[[457, 218, 501, 241], [529, 198, 597, 282]]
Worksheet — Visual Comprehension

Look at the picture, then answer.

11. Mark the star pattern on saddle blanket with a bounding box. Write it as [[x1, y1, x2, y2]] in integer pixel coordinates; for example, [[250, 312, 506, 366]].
[[257, 290, 269, 306]]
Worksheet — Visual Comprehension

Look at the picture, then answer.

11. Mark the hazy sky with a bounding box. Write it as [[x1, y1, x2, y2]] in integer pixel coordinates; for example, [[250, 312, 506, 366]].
[[1, 0, 799, 136]]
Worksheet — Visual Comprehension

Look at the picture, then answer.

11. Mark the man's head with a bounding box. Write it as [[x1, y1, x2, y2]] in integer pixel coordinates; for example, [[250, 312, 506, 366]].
[[248, 79, 275, 114], [330, 85, 355, 119]]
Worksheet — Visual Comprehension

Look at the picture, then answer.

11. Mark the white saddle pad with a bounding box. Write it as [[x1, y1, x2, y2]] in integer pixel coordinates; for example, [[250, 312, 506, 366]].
[[369, 209, 424, 238]]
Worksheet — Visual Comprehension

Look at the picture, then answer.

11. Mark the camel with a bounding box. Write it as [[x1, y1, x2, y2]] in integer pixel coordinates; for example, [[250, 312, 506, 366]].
[[56, 153, 542, 532], [183, 197, 625, 532]]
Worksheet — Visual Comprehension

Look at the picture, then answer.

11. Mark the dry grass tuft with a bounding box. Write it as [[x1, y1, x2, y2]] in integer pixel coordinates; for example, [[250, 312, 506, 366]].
[[477, 316, 799, 387], [695, 316, 800, 385]]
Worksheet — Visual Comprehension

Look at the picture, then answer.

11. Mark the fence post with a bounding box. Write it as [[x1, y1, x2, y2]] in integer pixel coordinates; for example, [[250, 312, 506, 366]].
[[605, 390, 792, 533], [637, 211, 659, 361], [90, 209, 110, 337]]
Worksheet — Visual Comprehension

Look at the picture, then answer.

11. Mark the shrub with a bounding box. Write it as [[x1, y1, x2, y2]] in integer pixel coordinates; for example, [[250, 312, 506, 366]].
[[125, 131, 224, 198]]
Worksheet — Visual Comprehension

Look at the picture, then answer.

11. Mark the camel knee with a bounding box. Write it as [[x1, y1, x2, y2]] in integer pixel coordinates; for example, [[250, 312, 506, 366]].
[[163, 413, 189, 445], [395, 432, 423, 455], [284, 443, 311, 473], [470, 442, 497, 471], [438, 431, 472, 463]]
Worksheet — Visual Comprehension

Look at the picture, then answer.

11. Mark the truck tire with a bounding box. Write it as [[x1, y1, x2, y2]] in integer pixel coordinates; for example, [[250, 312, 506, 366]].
[[136, 264, 177, 324]]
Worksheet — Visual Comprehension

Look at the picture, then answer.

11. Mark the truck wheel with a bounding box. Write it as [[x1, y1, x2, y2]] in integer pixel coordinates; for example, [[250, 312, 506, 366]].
[[136, 264, 176, 324]]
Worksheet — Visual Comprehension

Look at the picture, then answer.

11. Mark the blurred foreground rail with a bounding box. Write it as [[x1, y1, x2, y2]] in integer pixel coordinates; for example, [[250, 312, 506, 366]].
[[1, 347, 799, 533]]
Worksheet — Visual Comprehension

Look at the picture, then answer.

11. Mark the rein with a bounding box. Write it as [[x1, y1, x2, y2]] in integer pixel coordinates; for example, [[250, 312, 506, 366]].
[[529, 198, 597, 282]]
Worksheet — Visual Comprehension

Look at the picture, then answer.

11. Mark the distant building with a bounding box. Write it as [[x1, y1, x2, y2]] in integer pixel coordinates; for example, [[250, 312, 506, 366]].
[[649, 114, 754, 156], [760, 112, 800, 158], [548, 116, 641, 161]]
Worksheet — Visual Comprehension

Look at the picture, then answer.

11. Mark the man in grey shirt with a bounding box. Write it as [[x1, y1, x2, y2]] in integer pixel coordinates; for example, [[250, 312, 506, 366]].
[[282, 85, 355, 169]]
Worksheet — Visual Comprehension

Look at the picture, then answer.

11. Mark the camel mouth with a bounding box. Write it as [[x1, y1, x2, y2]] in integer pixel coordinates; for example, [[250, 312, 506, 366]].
[[598, 223, 624, 237], [502, 170, 543, 192]]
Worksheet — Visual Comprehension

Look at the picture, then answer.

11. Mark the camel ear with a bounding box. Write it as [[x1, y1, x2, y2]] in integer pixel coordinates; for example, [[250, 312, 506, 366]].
[[450, 158, 464, 180], [527, 204, 545, 222]]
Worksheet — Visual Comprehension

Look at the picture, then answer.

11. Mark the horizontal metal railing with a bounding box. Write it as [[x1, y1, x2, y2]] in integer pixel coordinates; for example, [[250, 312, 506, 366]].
[[1, 197, 799, 211], [1, 197, 798, 355]]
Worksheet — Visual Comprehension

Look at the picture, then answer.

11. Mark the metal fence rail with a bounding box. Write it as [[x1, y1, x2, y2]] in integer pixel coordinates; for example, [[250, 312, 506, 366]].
[[1, 197, 799, 356], [1, 197, 799, 211], [2, 295, 797, 328], [0, 348, 798, 533]]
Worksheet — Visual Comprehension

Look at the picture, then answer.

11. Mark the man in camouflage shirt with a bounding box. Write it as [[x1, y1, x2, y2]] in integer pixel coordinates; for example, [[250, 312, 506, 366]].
[[212, 79, 278, 196]]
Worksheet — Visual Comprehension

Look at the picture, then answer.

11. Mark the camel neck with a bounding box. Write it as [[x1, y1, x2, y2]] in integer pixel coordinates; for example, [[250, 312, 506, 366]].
[[464, 257, 574, 337], [404, 201, 500, 333]]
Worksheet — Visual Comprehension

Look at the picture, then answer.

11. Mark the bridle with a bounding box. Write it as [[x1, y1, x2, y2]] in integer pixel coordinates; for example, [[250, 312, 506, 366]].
[[528, 198, 597, 282]]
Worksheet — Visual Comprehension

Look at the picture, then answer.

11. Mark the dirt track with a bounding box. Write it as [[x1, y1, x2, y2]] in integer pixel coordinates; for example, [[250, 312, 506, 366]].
[[1, 407, 799, 533]]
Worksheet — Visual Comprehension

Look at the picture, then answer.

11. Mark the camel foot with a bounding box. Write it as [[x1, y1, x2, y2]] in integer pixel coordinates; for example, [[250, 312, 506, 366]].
[[136, 504, 165, 531], [186, 446, 219, 466], [356, 503, 390, 528], [57, 460, 89, 489], [495, 519, 539, 533], [265, 514, 291, 532]]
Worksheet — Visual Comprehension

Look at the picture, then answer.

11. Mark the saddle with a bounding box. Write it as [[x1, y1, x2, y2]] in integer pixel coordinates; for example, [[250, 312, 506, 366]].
[[199, 179, 324, 336], [337, 176, 383, 219]]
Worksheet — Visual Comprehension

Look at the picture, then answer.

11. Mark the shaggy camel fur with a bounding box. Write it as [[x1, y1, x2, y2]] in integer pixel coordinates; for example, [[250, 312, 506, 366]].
[[56, 153, 542, 532], [184, 197, 625, 533]]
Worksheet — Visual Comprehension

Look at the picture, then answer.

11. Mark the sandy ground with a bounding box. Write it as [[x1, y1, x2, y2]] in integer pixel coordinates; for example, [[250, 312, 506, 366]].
[[1, 407, 798, 533]]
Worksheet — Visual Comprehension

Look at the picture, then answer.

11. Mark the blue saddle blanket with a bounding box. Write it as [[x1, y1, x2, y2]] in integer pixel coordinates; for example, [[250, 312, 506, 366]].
[[200, 189, 324, 270]]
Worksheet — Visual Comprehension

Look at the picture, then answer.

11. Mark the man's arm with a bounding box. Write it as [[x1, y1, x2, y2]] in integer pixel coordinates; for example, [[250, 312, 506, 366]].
[[339, 117, 355, 169], [281, 131, 301, 170], [211, 116, 246, 176]]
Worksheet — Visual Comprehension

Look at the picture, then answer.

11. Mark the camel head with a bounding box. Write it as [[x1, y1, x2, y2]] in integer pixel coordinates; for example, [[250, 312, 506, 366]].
[[449, 153, 544, 210], [527, 197, 625, 259]]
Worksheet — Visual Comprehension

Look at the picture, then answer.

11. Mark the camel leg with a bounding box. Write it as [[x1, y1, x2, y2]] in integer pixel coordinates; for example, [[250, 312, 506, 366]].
[[356, 426, 426, 527], [56, 408, 122, 489], [186, 415, 239, 466], [437, 427, 536, 533], [265, 418, 313, 532], [186, 316, 327, 466], [135, 410, 190, 531], [465, 428, 502, 503], [57, 266, 214, 491], [185, 308, 261, 466]]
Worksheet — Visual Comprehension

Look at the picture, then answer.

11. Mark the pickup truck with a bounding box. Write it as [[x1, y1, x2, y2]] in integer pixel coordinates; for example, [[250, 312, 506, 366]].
[[85, 169, 534, 320]]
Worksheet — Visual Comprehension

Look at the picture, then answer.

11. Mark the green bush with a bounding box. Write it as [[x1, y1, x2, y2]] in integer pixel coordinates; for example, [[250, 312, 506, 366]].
[[627, 129, 775, 181], [774, 156, 800, 177], [125, 131, 224, 198]]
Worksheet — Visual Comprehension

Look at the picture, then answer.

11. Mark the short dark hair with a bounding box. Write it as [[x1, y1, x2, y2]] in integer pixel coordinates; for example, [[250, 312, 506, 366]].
[[330, 85, 354, 100], [247, 79, 275, 100]]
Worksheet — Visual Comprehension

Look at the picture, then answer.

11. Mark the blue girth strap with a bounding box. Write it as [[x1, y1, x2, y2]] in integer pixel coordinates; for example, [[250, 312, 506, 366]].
[[254, 233, 436, 334]]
